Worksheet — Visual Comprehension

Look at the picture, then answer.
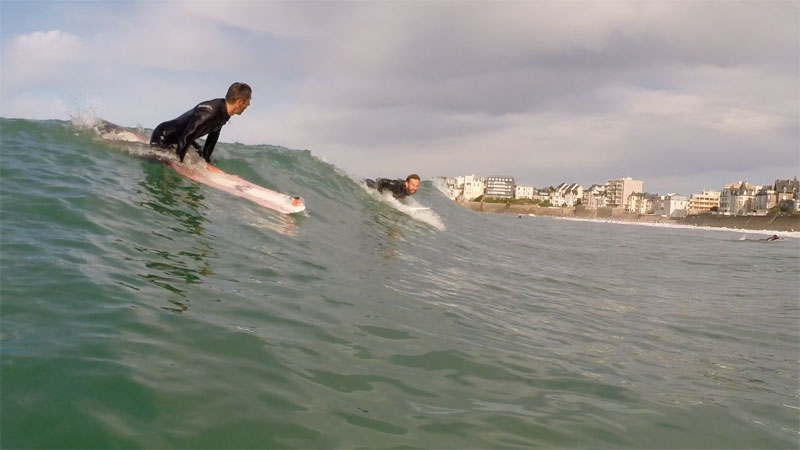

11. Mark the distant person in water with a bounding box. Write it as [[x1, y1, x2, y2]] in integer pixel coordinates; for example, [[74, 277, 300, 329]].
[[766, 234, 781, 241], [365, 174, 420, 199], [150, 82, 251, 163]]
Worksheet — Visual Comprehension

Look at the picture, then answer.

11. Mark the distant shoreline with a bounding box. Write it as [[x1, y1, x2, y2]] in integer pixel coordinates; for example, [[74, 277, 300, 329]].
[[461, 201, 800, 233]]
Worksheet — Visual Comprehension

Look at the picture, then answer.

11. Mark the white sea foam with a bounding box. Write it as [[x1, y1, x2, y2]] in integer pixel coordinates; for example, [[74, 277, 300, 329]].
[[390, 195, 446, 231], [357, 179, 446, 230]]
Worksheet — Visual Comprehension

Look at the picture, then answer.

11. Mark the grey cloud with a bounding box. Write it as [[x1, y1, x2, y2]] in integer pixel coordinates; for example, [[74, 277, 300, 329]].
[[2, 1, 797, 196]]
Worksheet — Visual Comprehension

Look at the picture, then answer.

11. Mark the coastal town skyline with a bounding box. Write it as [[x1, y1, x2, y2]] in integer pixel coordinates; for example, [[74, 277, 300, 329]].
[[442, 172, 799, 196], [436, 169, 800, 203], [440, 174, 800, 217]]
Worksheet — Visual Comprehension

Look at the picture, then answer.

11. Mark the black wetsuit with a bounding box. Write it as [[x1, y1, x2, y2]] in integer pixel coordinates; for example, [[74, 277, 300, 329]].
[[150, 98, 230, 163], [365, 178, 409, 199]]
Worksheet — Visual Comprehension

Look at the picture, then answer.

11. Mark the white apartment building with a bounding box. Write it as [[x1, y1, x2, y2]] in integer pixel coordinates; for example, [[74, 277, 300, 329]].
[[719, 181, 761, 215], [442, 176, 464, 200], [626, 192, 660, 214], [607, 177, 643, 209], [688, 190, 720, 215], [549, 189, 564, 207], [659, 194, 688, 218], [564, 183, 583, 207], [485, 176, 515, 199], [553, 183, 584, 207], [534, 189, 551, 203], [515, 185, 535, 200], [462, 175, 486, 200], [626, 193, 646, 214]]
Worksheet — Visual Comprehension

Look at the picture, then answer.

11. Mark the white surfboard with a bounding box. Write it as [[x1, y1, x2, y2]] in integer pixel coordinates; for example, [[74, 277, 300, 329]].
[[92, 119, 305, 214]]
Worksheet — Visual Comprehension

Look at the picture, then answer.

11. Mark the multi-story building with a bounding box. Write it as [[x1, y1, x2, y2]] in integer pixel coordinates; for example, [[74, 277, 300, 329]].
[[442, 176, 464, 200], [515, 185, 535, 200], [485, 176, 514, 199], [606, 177, 643, 209], [659, 194, 688, 218], [688, 190, 720, 215], [533, 189, 551, 203], [462, 175, 486, 200], [774, 178, 800, 210], [719, 181, 761, 215], [626, 192, 646, 214], [777, 189, 796, 207], [554, 182, 584, 207], [549, 188, 564, 207], [626, 192, 660, 214], [582, 184, 607, 209], [775, 177, 800, 195], [754, 186, 777, 214], [755, 178, 800, 213]]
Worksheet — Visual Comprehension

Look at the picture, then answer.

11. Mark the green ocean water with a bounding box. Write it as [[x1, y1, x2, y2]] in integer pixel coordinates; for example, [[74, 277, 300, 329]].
[[1, 118, 798, 448]]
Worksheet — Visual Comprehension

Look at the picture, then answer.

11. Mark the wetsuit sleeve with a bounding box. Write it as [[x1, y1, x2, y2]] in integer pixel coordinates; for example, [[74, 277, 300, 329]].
[[201, 130, 220, 163], [375, 178, 392, 192], [176, 122, 199, 162], [176, 107, 215, 162]]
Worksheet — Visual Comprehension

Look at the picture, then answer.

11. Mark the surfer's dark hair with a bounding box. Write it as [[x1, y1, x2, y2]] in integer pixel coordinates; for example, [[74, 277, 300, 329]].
[[226, 82, 252, 102], [406, 174, 420, 182]]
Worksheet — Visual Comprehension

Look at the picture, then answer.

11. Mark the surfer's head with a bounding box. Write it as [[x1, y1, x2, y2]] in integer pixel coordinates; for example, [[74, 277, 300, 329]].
[[226, 82, 252, 116], [405, 174, 420, 196]]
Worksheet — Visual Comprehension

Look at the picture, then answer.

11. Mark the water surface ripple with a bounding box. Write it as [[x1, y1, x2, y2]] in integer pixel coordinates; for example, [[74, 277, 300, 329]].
[[2, 119, 798, 448]]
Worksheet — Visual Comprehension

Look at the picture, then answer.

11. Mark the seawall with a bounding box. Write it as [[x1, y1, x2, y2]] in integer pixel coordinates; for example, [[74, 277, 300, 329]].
[[462, 202, 800, 232]]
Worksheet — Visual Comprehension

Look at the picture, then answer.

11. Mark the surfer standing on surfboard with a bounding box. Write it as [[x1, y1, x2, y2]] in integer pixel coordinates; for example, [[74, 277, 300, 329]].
[[150, 82, 251, 164], [365, 174, 420, 199]]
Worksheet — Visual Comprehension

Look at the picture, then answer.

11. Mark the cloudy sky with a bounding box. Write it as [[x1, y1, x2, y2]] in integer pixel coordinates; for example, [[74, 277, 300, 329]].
[[1, 1, 797, 194]]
